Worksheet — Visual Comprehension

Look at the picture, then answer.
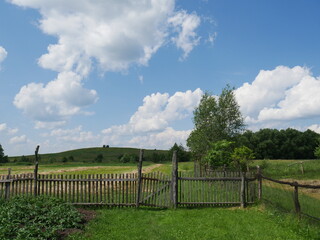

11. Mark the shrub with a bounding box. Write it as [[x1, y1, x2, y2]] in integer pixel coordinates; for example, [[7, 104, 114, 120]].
[[0, 195, 82, 240]]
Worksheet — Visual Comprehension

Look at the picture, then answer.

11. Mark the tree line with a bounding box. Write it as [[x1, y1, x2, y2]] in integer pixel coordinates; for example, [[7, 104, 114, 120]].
[[237, 128, 320, 159]]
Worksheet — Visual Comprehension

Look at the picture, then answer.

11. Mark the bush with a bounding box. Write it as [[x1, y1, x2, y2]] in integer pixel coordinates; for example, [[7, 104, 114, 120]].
[[0, 195, 82, 240]]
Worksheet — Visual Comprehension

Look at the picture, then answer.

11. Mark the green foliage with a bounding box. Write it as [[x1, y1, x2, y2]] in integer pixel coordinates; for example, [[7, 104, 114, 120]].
[[237, 128, 320, 159], [94, 153, 104, 163], [119, 153, 138, 163], [187, 85, 245, 160], [150, 152, 167, 163], [231, 146, 255, 171], [168, 143, 191, 162], [203, 140, 234, 167], [0, 195, 82, 240], [0, 144, 8, 163]]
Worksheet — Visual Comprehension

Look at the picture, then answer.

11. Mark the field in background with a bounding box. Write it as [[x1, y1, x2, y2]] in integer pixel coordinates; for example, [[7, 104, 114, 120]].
[[8, 147, 169, 163]]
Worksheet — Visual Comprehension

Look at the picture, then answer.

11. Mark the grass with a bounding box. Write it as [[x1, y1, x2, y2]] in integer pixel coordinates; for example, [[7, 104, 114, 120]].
[[67, 207, 320, 240], [253, 159, 320, 180]]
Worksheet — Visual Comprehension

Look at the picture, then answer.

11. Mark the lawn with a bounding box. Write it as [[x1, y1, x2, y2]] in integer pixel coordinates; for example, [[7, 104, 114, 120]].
[[67, 206, 320, 240]]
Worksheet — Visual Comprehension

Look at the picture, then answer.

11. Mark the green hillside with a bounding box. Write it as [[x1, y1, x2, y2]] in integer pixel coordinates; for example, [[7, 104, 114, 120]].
[[9, 147, 169, 164]]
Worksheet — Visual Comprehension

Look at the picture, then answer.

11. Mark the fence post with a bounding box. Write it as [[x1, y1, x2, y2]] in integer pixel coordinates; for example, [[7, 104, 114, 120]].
[[136, 149, 144, 208], [293, 182, 301, 217], [5, 168, 11, 200], [240, 172, 246, 208], [256, 166, 262, 200], [171, 151, 178, 209], [34, 145, 40, 196]]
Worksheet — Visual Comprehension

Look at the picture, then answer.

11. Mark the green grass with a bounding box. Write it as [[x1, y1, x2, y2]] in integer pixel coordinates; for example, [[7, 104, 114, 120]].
[[67, 207, 320, 240], [253, 159, 320, 180]]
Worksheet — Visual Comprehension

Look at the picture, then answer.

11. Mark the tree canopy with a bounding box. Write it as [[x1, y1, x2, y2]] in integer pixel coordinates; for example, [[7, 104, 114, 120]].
[[187, 85, 245, 160], [0, 144, 8, 163]]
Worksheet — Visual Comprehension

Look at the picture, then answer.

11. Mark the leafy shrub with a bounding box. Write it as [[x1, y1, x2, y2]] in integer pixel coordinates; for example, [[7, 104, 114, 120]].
[[0, 195, 82, 240]]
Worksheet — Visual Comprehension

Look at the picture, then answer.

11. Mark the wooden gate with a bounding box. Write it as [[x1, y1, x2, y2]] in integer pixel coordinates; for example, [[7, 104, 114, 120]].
[[139, 172, 172, 208]]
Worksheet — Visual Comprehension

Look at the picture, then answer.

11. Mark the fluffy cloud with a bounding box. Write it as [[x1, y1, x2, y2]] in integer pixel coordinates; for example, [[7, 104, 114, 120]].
[[0, 46, 7, 69], [168, 10, 201, 60], [14, 71, 98, 123], [102, 89, 203, 148], [0, 123, 7, 132], [308, 124, 320, 134], [48, 126, 99, 143], [10, 0, 202, 124], [235, 66, 320, 124], [9, 135, 28, 144], [10, 0, 201, 74]]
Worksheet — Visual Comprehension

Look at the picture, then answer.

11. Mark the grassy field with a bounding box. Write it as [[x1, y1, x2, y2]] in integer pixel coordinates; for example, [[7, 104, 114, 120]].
[[67, 206, 320, 240], [8, 147, 169, 163], [253, 159, 320, 180]]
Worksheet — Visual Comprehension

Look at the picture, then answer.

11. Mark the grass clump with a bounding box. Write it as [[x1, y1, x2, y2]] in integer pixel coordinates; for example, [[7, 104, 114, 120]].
[[0, 195, 82, 240]]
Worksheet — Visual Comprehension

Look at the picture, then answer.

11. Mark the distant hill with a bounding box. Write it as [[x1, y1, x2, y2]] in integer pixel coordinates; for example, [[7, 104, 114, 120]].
[[9, 147, 169, 164]]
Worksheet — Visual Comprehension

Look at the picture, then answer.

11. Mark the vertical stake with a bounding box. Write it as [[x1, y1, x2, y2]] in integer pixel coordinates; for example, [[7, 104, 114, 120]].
[[136, 149, 144, 208], [171, 150, 178, 209], [240, 172, 246, 208], [257, 165, 262, 201], [5, 168, 11, 200], [34, 145, 40, 196], [293, 182, 301, 218]]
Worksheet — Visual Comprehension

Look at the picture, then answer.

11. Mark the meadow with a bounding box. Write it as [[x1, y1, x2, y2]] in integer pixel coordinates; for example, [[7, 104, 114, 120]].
[[1, 148, 320, 240]]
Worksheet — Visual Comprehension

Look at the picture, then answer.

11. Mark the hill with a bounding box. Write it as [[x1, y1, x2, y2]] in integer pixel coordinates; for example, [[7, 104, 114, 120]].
[[9, 147, 169, 164]]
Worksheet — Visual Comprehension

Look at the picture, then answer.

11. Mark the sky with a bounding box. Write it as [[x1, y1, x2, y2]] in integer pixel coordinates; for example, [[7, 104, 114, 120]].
[[1, 0, 320, 156]]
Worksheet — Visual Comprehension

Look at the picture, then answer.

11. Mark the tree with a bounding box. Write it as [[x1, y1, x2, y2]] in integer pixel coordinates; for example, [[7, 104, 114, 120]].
[[231, 146, 255, 171], [203, 140, 234, 167], [0, 144, 8, 163], [94, 154, 104, 163], [168, 143, 190, 162], [187, 85, 245, 160]]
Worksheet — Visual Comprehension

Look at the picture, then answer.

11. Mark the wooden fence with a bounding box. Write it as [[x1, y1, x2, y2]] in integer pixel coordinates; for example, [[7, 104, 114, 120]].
[[0, 150, 258, 208]]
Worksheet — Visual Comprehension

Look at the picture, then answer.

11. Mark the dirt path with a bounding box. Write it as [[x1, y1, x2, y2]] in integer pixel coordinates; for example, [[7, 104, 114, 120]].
[[128, 164, 163, 174]]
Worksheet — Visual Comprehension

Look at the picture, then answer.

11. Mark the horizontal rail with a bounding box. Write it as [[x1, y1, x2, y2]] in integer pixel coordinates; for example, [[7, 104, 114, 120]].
[[37, 178, 137, 182], [179, 177, 243, 181], [261, 174, 320, 189]]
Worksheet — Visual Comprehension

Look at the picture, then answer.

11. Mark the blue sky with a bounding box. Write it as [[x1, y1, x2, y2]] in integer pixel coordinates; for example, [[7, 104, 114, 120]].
[[1, 0, 320, 156]]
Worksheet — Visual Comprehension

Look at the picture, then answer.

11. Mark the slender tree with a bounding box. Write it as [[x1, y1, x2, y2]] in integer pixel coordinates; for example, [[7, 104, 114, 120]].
[[187, 85, 245, 160]]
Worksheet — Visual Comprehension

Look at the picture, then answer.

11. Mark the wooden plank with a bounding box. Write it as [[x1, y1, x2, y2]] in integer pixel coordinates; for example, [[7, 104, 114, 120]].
[[136, 149, 143, 207]]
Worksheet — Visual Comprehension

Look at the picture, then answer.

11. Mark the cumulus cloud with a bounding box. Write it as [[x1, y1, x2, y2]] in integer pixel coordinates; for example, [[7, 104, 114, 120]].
[[10, 0, 202, 124], [168, 10, 201, 60], [9, 135, 28, 144], [102, 89, 203, 149], [48, 126, 99, 143], [10, 0, 200, 73], [0, 46, 7, 69], [235, 65, 320, 125], [0, 123, 7, 132], [308, 124, 320, 134], [14, 71, 98, 123]]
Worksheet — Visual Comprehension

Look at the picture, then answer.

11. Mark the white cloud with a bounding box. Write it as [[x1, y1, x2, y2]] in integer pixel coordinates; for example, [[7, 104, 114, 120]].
[[103, 88, 203, 134], [7, 128, 18, 135], [10, 0, 201, 74], [9, 135, 28, 144], [235, 66, 320, 125], [168, 10, 201, 60], [0, 46, 7, 69], [34, 121, 66, 129], [14, 71, 98, 122], [10, 0, 202, 124], [48, 126, 99, 143], [102, 89, 203, 148], [0, 123, 7, 132], [308, 124, 320, 134]]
